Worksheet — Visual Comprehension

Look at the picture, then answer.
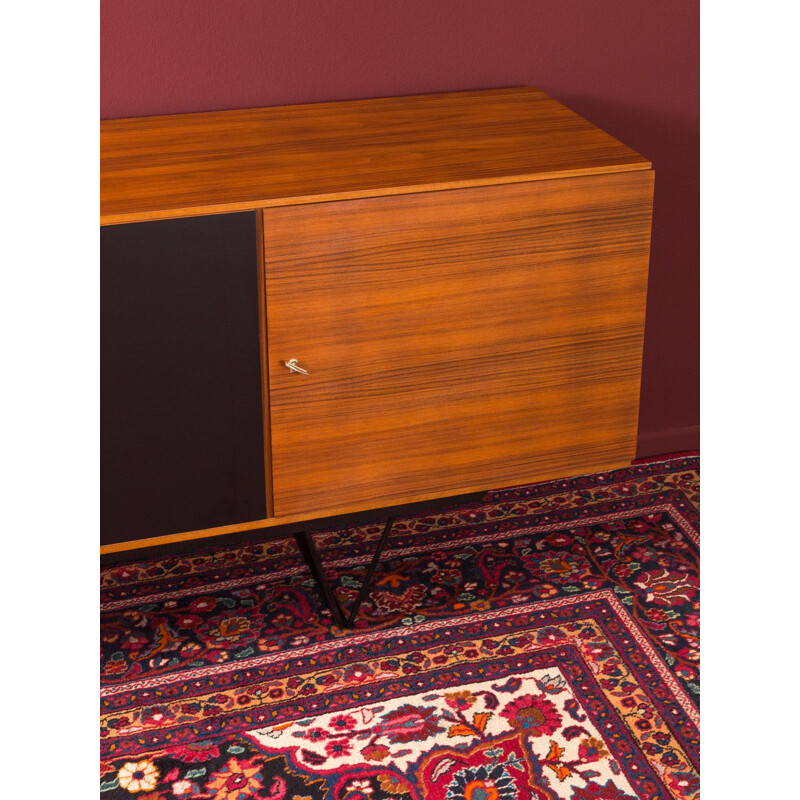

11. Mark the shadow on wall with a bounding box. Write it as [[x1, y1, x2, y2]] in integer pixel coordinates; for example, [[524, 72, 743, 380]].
[[556, 94, 699, 458]]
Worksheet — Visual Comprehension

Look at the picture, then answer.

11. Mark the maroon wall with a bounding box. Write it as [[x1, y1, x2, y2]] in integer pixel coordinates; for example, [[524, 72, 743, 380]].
[[101, 0, 699, 457]]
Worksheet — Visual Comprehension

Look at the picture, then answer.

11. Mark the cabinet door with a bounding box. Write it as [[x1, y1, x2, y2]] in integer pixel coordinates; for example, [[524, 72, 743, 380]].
[[101, 213, 266, 544], [262, 171, 654, 517]]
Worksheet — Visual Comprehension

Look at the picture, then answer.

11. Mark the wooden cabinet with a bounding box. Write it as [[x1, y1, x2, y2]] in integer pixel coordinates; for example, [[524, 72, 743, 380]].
[[101, 87, 654, 553]]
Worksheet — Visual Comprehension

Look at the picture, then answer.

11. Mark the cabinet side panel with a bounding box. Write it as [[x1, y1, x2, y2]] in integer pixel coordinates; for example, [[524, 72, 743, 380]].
[[264, 172, 654, 517], [101, 212, 267, 544]]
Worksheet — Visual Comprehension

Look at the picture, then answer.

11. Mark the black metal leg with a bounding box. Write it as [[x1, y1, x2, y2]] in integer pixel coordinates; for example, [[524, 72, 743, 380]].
[[294, 530, 347, 629], [345, 516, 395, 628]]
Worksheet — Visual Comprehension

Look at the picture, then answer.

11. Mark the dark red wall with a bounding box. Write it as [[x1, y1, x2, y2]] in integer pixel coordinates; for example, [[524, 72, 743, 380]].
[[101, 0, 699, 457]]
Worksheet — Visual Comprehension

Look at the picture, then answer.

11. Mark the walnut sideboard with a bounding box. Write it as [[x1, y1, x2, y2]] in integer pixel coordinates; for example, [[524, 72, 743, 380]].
[[101, 87, 654, 565]]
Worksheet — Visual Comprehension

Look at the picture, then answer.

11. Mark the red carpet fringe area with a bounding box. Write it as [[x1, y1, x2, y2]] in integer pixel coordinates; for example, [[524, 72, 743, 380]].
[[101, 456, 699, 799]]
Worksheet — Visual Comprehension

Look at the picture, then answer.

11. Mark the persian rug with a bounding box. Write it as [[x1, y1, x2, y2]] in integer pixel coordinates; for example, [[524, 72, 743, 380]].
[[100, 456, 699, 799]]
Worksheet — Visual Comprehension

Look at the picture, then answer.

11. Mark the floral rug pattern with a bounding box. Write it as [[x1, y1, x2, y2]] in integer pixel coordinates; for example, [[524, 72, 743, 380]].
[[101, 457, 699, 799]]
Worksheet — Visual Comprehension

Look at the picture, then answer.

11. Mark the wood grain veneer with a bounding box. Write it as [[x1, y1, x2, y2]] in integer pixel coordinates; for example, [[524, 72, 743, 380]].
[[262, 171, 654, 517], [100, 87, 650, 225]]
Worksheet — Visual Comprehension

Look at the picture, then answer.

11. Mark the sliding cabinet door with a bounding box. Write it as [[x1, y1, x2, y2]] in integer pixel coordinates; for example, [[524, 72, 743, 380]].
[[101, 212, 266, 544], [262, 171, 654, 517]]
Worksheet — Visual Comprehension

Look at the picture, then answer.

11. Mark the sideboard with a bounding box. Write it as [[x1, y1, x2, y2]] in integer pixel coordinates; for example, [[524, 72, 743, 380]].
[[101, 87, 654, 613]]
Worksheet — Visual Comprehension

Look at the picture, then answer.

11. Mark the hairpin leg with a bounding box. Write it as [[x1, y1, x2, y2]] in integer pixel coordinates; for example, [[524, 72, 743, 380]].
[[294, 530, 346, 629], [345, 516, 395, 628]]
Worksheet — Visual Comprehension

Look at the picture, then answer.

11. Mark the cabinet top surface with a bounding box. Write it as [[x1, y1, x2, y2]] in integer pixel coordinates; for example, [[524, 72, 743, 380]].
[[100, 86, 650, 225]]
